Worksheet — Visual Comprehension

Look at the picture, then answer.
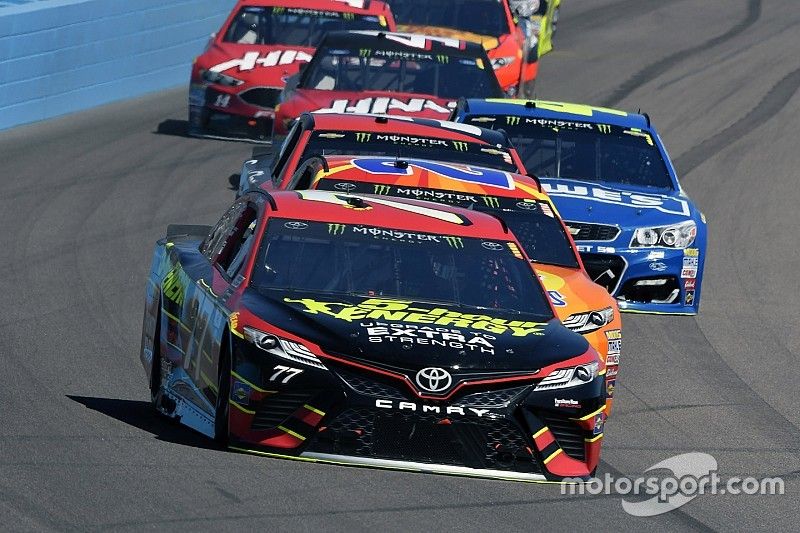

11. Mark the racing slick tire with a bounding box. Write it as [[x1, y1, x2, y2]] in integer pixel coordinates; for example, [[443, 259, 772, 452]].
[[551, 6, 560, 36], [214, 335, 232, 447], [520, 78, 536, 99], [148, 306, 162, 406]]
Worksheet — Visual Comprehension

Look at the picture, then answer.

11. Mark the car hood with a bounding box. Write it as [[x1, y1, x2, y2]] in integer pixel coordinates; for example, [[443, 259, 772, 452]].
[[535, 264, 615, 320], [241, 290, 589, 374], [202, 43, 314, 87], [289, 89, 456, 118], [396, 24, 501, 49], [539, 177, 698, 227]]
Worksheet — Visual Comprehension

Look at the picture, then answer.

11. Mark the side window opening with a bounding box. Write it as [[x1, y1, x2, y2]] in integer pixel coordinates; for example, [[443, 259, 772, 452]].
[[213, 205, 259, 280]]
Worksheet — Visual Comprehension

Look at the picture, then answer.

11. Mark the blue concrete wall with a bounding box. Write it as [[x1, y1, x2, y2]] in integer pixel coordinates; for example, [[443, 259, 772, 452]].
[[0, 0, 237, 130]]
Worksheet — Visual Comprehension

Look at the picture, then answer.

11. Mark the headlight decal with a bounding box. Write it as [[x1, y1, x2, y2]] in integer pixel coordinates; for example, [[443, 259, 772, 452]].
[[631, 220, 697, 249], [562, 306, 614, 334], [533, 361, 599, 391], [243, 327, 327, 369]]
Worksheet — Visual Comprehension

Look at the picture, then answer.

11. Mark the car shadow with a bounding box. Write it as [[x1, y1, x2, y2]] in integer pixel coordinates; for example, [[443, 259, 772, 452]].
[[228, 173, 240, 191], [154, 119, 189, 138], [67, 395, 218, 451]]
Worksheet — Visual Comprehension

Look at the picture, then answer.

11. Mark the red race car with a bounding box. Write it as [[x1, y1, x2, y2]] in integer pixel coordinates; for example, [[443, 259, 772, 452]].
[[237, 112, 527, 195], [189, 0, 396, 142], [272, 30, 504, 134], [385, 0, 538, 97]]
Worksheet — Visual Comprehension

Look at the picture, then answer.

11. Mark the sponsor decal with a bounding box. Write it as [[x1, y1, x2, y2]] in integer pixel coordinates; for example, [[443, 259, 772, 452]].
[[481, 196, 500, 208], [507, 242, 524, 259], [606, 366, 618, 378], [606, 353, 619, 366], [597, 124, 612, 134], [372, 184, 391, 195], [444, 236, 464, 249], [548, 290, 567, 307], [314, 97, 456, 116], [284, 221, 308, 230], [684, 278, 696, 290], [683, 256, 699, 268], [649, 262, 667, 272], [594, 413, 605, 434], [328, 223, 346, 235], [524, 117, 595, 130], [481, 241, 504, 251], [516, 200, 539, 211], [284, 297, 547, 337], [231, 380, 252, 405], [685, 290, 695, 306], [162, 268, 185, 306], [318, 133, 345, 139], [210, 50, 313, 73], [597, 245, 615, 253], [367, 323, 497, 354], [352, 31, 464, 50], [646, 251, 665, 260], [415, 367, 452, 392], [452, 140, 468, 151], [606, 329, 621, 358], [681, 267, 698, 279], [355, 132, 372, 142], [555, 398, 581, 409], [375, 399, 491, 417], [351, 157, 514, 189], [606, 379, 616, 399], [333, 182, 357, 192], [684, 248, 700, 257], [541, 182, 691, 216], [213, 94, 231, 108], [374, 134, 448, 147], [506, 116, 521, 125], [352, 226, 443, 243]]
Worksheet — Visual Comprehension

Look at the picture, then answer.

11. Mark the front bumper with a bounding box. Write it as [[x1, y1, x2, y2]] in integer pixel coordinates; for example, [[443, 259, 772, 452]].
[[576, 246, 703, 315], [228, 341, 606, 482]]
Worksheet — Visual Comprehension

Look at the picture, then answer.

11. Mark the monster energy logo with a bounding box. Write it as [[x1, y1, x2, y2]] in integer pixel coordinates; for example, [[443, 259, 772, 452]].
[[328, 223, 346, 235], [359, 48, 372, 58], [597, 124, 612, 134], [343, 12, 355, 20], [481, 196, 500, 208], [436, 55, 450, 63], [452, 141, 468, 151], [273, 6, 285, 13], [444, 236, 464, 249], [373, 184, 391, 195], [505, 116, 521, 125], [356, 132, 372, 142]]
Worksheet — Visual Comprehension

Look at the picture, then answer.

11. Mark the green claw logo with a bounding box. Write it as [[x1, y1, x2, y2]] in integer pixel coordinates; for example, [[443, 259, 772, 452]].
[[328, 223, 346, 235], [506, 116, 521, 125], [597, 124, 612, 134], [444, 236, 464, 249], [359, 48, 372, 58], [356, 132, 372, 142], [481, 196, 500, 208], [372, 184, 391, 195], [452, 141, 468, 151]]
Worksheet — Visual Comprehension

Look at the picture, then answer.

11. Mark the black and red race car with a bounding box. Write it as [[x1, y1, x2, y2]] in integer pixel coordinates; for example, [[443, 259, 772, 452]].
[[272, 30, 504, 134], [140, 190, 607, 481], [237, 112, 526, 195], [189, 0, 396, 142]]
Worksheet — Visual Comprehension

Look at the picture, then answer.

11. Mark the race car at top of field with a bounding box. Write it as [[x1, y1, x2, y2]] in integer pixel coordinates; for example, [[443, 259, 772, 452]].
[[272, 30, 504, 134], [237, 112, 526, 195], [384, 0, 540, 97], [271, 154, 622, 411], [140, 190, 608, 482], [452, 98, 707, 315], [189, 0, 397, 142]]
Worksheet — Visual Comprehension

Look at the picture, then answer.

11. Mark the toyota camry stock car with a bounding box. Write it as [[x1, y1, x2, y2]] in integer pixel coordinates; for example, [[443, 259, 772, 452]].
[[384, 0, 539, 96], [453, 99, 707, 315], [140, 190, 608, 481], [278, 155, 622, 409], [189, 0, 396, 142], [272, 30, 504, 134], [238, 112, 526, 195]]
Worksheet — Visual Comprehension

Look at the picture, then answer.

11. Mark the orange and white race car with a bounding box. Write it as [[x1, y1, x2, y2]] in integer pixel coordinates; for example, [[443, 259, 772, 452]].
[[283, 155, 622, 412], [385, 0, 539, 97]]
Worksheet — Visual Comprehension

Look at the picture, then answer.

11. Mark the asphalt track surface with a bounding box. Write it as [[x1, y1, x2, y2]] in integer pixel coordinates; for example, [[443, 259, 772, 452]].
[[1, 0, 799, 530]]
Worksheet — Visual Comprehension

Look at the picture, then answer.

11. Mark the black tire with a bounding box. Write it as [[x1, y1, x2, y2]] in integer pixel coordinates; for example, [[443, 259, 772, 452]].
[[551, 6, 560, 36], [214, 336, 232, 447]]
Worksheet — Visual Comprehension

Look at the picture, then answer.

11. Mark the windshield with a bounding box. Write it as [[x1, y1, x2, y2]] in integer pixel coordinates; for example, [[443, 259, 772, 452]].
[[465, 115, 674, 190], [388, 0, 509, 36], [301, 45, 501, 99], [301, 131, 518, 172], [251, 219, 553, 317], [312, 181, 580, 268], [223, 6, 388, 47]]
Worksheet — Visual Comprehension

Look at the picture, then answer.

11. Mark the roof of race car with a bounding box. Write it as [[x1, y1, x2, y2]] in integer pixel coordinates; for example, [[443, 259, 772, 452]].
[[234, 0, 391, 15], [313, 156, 545, 199], [264, 190, 509, 237], [320, 30, 482, 56], [462, 98, 652, 130], [303, 113, 513, 147]]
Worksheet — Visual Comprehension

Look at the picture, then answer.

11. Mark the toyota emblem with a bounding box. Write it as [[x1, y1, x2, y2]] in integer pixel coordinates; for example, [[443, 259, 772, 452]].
[[415, 367, 453, 393], [284, 221, 308, 230], [334, 182, 356, 192], [515, 201, 538, 210], [481, 241, 504, 251]]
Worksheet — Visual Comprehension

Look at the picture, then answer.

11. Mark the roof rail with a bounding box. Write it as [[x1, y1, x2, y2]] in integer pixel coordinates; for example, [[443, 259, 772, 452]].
[[643, 112, 651, 127], [486, 212, 509, 234], [247, 189, 278, 211]]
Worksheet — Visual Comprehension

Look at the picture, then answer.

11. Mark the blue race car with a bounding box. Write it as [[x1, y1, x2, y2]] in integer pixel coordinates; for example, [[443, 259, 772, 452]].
[[451, 99, 707, 315]]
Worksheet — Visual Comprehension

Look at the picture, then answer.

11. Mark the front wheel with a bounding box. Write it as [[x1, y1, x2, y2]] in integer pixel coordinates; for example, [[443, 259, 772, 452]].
[[214, 340, 231, 447]]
